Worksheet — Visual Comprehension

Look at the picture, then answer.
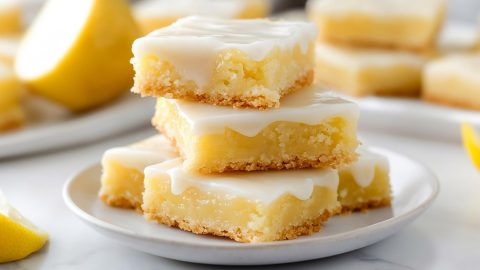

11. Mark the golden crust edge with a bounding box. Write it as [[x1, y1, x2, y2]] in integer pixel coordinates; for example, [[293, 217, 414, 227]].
[[133, 70, 314, 109], [340, 197, 392, 214], [0, 120, 23, 132], [99, 194, 143, 212], [144, 207, 340, 243], [423, 93, 480, 111]]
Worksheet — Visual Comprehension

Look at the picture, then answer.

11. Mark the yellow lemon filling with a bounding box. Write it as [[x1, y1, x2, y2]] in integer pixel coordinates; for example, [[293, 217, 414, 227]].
[[133, 45, 315, 109]]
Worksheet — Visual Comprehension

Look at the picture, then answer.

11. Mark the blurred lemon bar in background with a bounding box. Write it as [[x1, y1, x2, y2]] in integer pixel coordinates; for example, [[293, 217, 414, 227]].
[[152, 86, 359, 173], [0, 61, 24, 132], [0, 37, 19, 64], [307, 0, 445, 51], [132, 16, 317, 109], [0, 0, 22, 36], [338, 147, 391, 212], [142, 158, 341, 243], [423, 55, 480, 110], [99, 135, 177, 210], [15, 0, 140, 111], [133, 0, 271, 34], [0, 190, 48, 263], [315, 43, 425, 97], [462, 123, 480, 170]]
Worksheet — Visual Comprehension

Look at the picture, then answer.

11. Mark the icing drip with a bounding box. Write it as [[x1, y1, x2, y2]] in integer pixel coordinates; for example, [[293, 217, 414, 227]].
[[145, 158, 339, 203], [163, 85, 358, 136], [102, 135, 177, 172], [342, 146, 389, 187]]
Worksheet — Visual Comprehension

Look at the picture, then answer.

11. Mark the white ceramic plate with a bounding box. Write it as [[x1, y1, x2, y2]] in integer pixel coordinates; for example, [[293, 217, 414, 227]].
[[357, 97, 480, 142], [0, 94, 154, 159], [63, 147, 439, 265]]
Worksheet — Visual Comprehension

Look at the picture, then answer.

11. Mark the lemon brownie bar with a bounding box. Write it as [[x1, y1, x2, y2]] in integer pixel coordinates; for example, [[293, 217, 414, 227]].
[[153, 86, 359, 173], [423, 55, 480, 110], [0, 61, 24, 132], [315, 43, 425, 97], [131, 16, 317, 109], [307, 0, 445, 51], [133, 0, 271, 34], [99, 135, 177, 209], [142, 158, 340, 243], [338, 147, 391, 212]]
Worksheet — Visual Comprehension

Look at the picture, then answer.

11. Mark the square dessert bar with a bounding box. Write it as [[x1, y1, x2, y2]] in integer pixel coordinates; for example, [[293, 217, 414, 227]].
[[338, 147, 391, 212], [131, 16, 317, 109], [153, 86, 359, 173], [307, 0, 445, 50], [142, 158, 341, 243], [423, 55, 480, 110], [133, 0, 271, 34], [0, 62, 24, 131], [99, 135, 177, 209], [315, 43, 425, 97]]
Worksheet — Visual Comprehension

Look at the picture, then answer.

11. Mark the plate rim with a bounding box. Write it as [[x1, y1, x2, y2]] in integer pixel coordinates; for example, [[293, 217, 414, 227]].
[[0, 94, 154, 159], [63, 146, 440, 250]]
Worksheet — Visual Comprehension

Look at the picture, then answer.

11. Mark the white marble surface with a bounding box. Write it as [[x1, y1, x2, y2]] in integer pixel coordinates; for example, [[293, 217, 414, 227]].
[[0, 128, 479, 270]]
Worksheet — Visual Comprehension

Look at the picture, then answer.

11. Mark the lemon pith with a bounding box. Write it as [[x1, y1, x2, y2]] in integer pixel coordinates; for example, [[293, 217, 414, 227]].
[[461, 122, 480, 170]]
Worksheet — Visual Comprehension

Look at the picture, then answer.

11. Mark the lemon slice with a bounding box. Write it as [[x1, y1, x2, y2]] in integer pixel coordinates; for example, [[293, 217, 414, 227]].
[[15, 0, 140, 111], [461, 122, 480, 170], [0, 190, 48, 263]]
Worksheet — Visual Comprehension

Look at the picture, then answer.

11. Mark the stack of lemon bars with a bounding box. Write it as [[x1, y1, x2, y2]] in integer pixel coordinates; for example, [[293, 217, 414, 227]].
[[99, 16, 392, 243]]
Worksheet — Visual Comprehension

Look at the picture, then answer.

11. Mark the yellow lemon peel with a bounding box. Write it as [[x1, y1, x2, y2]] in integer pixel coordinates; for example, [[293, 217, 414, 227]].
[[461, 122, 480, 170]]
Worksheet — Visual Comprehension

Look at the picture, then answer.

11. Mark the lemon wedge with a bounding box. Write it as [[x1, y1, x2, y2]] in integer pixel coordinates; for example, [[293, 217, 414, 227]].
[[15, 0, 140, 111], [0, 190, 48, 263], [461, 122, 480, 170]]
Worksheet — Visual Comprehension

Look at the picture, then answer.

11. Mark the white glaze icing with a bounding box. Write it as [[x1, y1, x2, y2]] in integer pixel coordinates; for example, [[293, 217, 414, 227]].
[[132, 16, 317, 87], [341, 146, 389, 188], [316, 43, 425, 70], [308, 0, 444, 19], [134, 0, 253, 20], [102, 135, 177, 172], [162, 85, 358, 137], [145, 158, 339, 203]]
